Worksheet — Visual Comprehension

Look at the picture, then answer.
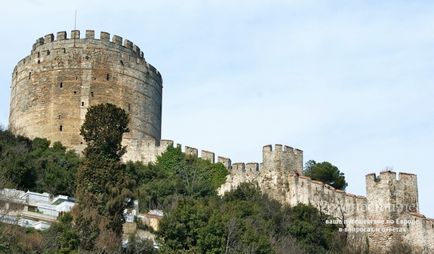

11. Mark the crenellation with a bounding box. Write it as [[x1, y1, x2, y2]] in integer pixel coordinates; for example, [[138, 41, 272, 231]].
[[112, 35, 123, 45], [201, 150, 215, 163], [184, 146, 198, 158], [379, 170, 397, 181], [160, 139, 174, 147], [133, 44, 141, 55], [57, 31, 67, 41], [100, 31, 110, 41], [262, 144, 303, 175], [263, 144, 272, 152], [245, 162, 259, 173], [398, 172, 417, 181], [44, 34, 54, 43], [85, 30, 95, 39], [124, 39, 133, 49], [232, 163, 245, 173], [283, 145, 293, 152], [71, 30, 80, 39], [275, 144, 283, 151], [217, 156, 231, 169]]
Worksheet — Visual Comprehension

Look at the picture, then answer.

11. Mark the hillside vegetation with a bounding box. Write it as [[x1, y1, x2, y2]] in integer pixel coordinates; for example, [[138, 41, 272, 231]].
[[0, 105, 361, 254]]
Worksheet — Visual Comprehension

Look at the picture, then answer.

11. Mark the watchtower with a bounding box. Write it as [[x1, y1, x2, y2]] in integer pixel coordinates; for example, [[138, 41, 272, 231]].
[[9, 30, 163, 153]]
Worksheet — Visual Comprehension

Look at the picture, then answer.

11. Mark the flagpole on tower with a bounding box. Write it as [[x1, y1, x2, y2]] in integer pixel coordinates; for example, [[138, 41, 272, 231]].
[[73, 10, 77, 47]]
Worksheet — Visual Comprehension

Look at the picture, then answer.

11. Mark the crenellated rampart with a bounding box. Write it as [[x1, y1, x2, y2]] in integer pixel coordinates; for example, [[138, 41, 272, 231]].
[[123, 142, 433, 253]]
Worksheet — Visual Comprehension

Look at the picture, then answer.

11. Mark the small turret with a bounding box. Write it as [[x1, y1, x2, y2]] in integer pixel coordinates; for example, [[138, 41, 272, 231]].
[[262, 144, 303, 174]]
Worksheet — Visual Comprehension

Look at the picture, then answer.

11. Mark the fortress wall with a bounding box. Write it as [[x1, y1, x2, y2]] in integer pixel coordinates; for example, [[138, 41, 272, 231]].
[[402, 213, 434, 254], [122, 141, 433, 254], [286, 173, 367, 222], [10, 30, 162, 155]]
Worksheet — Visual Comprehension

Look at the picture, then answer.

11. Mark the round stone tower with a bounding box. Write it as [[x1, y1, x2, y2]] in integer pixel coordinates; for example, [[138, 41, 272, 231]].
[[9, 30, 163, 153]]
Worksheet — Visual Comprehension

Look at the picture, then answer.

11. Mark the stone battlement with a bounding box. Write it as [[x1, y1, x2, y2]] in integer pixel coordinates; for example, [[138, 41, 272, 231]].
[[32, 30, 144, 58], [366, 170, 417, 183], [13, 30, 161, 83]]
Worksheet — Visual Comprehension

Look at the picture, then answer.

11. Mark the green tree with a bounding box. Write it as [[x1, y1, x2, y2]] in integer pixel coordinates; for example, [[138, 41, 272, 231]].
[[42, 213, 79, 253], [0, 130, 79, 196], [74, 103, 135, 252], [286, 204, 344, 253], [135, 146, 228, 212], [303, 160, 348, 190]]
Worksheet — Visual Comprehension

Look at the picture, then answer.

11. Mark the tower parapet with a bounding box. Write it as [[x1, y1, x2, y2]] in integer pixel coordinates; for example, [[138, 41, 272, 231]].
[[365, 171, 420, 252], [366, 171, 419, 214], [29, 30, 149, 62], [262, 144, 303, 175]]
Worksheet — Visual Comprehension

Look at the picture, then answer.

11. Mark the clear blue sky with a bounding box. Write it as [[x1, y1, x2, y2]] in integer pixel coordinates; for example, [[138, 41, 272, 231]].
[[1, 0, 434, 217]]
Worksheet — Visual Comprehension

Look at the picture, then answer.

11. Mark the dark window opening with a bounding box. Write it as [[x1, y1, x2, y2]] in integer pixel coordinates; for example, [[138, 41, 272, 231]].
[[63, 48, 66, 53], [47, 50, 50, 55], [58, 115, 61, 119], [120, 60, 124, 65], [81, 102, 84, 106], [15, 72, 17, 77], [60, 82, 63, 88], [29, 72, 31, 79], [128, 103, 131, 111], [37, 60, 40, 64], [80, 142, 83, 144], [73, 91, 77, 94], [75, 77, 78, 80], [91, 92, 94, 97], [59, 125, 63, 132], [85, 55, 90, 60], [37, 52, 40, 58], [106, 73, 110, 81]]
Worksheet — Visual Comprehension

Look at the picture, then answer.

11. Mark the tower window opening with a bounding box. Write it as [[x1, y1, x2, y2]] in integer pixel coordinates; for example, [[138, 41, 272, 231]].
[[47, 50, 50, 55], [81, 101, 84, 106], [91, 92, 94, 97], [29, 72, 31, 79], [37, 52, 40, 58], [120, 60, 124, 65], [59, 125, 63, 132], [128, 103, 131, 111], [73, 91, 77, 94], [37, 60, 41, 64], [58, 115, 61, 119], [106, 73, 110, 81], [63, 48, 66, 53], [60, 82, 63, 88]]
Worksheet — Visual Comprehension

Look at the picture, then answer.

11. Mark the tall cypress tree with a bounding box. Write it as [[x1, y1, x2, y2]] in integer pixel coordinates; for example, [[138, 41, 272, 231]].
[[74, 103, 135, 252]]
